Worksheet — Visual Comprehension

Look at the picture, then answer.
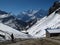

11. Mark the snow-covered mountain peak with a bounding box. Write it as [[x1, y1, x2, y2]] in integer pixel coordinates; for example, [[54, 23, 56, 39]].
[[0, 10, 8, 15], [27, 8, 60, 38], [22, 10, 38, 15], [17, 9, 47, 22]]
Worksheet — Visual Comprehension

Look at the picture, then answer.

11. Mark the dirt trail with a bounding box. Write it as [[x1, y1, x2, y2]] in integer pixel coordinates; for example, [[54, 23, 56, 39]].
[[7, 41, 21, 45]]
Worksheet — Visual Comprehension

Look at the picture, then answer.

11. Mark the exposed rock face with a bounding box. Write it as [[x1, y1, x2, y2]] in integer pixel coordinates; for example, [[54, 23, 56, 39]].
[[48, 1, 60, 15], [0, 10, 28, 31]]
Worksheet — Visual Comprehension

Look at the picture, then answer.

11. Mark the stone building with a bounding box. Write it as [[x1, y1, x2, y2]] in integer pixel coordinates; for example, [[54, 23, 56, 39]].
[[46, 29, 60, 37]]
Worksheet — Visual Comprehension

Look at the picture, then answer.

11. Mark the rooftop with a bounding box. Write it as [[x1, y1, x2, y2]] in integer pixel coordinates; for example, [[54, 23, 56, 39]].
[[46, 29, 60, 33]]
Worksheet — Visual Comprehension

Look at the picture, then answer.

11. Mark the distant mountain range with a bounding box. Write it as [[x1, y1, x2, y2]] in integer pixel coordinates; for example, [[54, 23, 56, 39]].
[[0, 1, 60, 40], [0, 10, 27, 30], [17, 9, 48, 21], [0, 9, 48, 31]]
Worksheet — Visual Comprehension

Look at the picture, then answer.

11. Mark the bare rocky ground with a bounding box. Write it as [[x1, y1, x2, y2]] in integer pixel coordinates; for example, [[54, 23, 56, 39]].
[[0, 37, 60, 45]]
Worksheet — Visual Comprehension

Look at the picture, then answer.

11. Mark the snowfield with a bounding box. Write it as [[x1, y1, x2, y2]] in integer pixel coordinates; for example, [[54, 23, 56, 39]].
[[0, 8, 60, 41], [0, 23, 33, 41], [27, 8, 60, 38]]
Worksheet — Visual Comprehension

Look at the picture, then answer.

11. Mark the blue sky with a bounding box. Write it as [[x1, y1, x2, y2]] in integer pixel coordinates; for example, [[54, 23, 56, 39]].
[[0, 0, 59, 15]]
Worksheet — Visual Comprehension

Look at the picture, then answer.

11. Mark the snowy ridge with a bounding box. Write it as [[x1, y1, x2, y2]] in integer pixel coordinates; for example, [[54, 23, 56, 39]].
[[27, 8, 60, 38], [0, 14, 10, 18], [17, 9, 47, 22], [0, 30, 11, 40], [0, 23, 33, 40], [0, 8, 60, 41]]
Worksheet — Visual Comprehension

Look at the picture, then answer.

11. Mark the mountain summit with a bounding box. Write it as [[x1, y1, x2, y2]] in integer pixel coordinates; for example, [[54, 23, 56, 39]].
[[17, 9, 48, 21]]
